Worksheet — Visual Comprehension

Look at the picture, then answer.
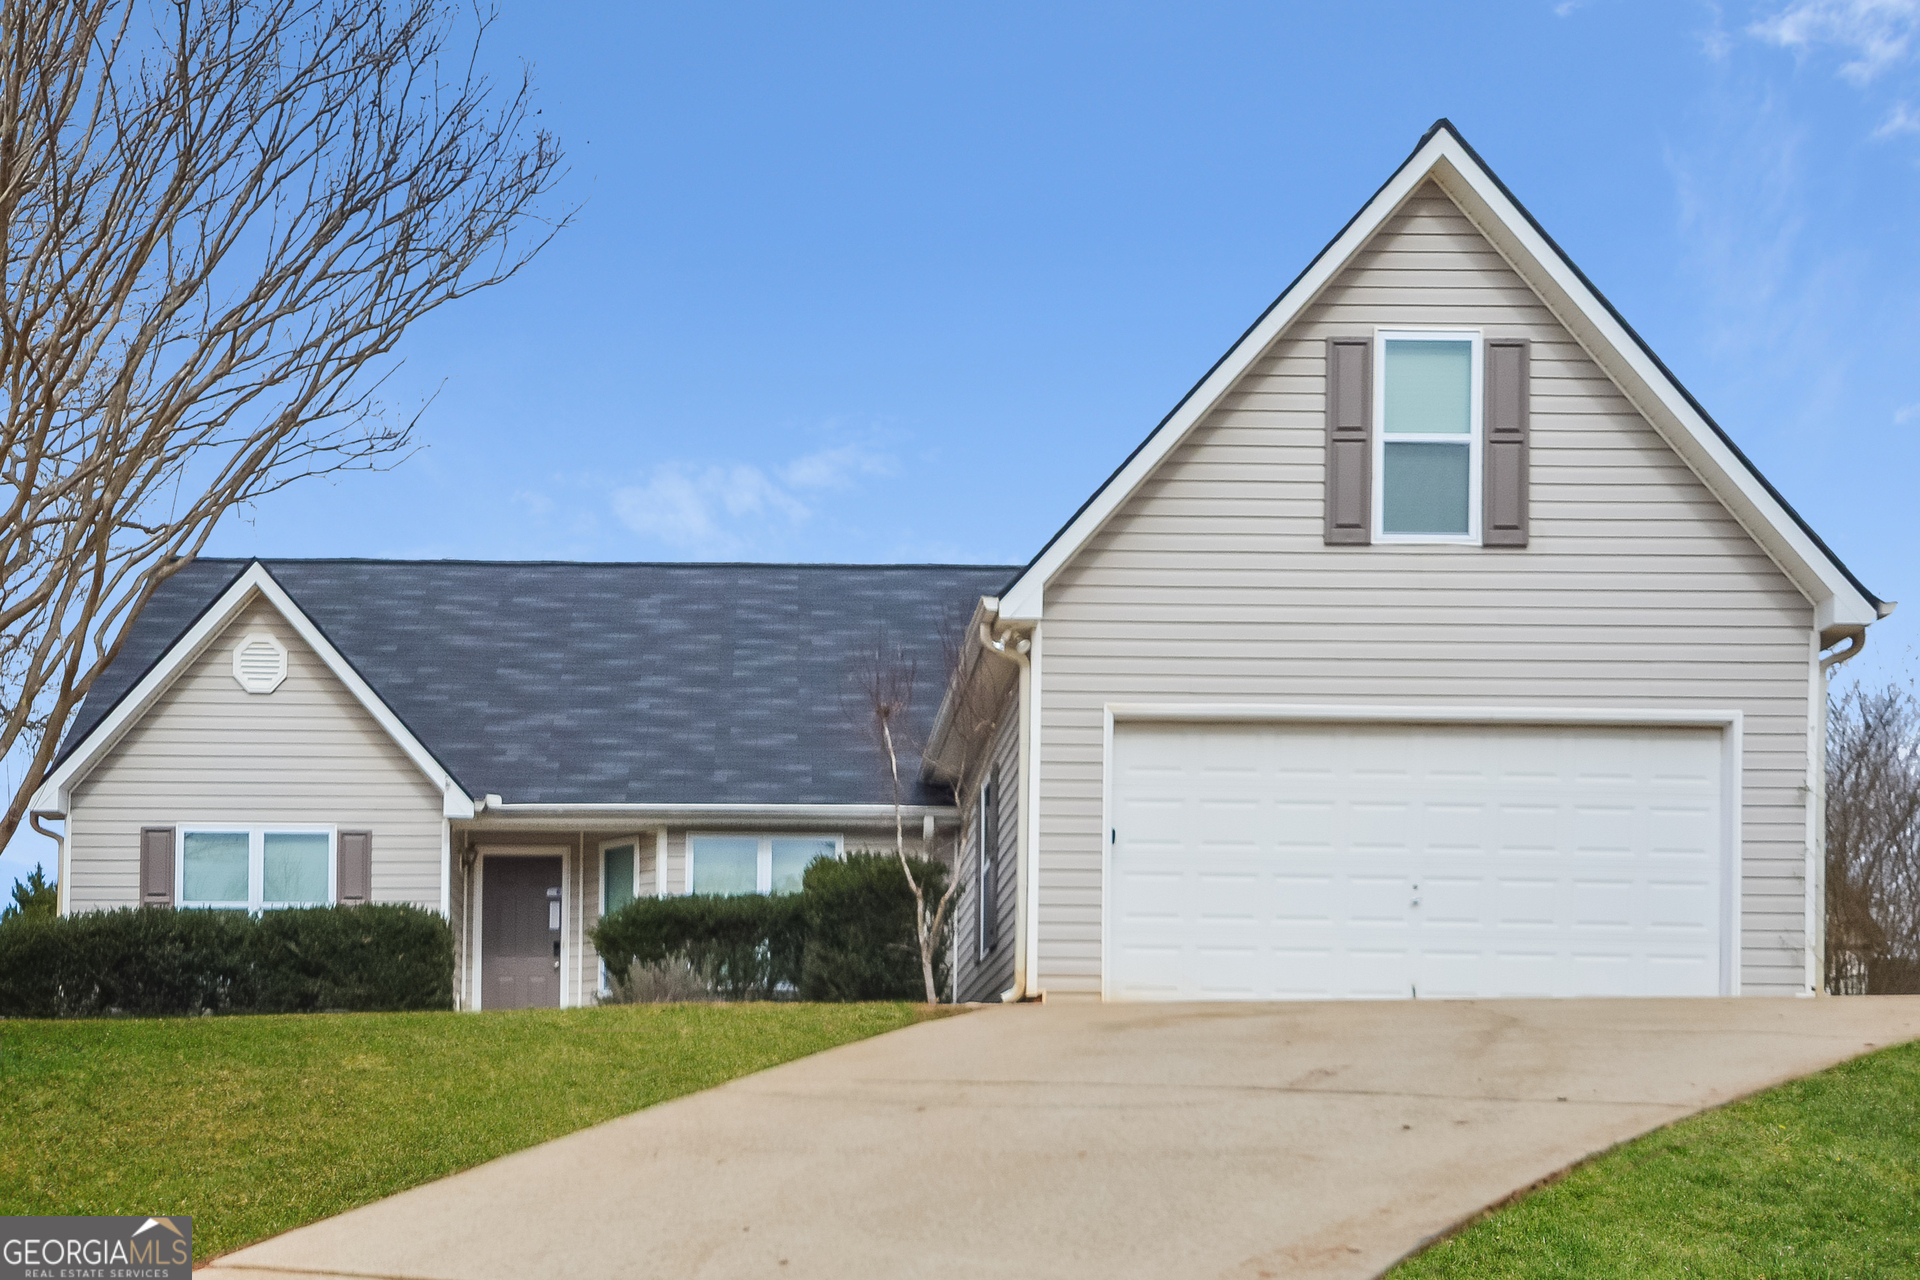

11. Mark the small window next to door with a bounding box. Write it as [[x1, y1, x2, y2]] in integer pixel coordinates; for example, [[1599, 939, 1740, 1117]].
[[602, 839, 638, 914]]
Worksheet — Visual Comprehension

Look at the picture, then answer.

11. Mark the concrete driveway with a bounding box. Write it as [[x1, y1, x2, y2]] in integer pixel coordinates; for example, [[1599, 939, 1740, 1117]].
[[208, 996, 1920, 1280]]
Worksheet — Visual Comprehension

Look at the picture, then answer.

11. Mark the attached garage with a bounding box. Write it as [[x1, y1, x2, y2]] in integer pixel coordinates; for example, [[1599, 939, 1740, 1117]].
[[1105, 712, 1739, 1002]]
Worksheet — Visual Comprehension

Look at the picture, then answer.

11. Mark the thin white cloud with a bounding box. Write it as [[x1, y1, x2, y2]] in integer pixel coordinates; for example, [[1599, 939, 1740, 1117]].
[[1700, 2, 1734, 60], [611, 444, 895, 555], [1873, 98, 1920, 133], [781, 443, 894, 491], [1553, 0, 1587, 16], [1894, 401, 1920, 423], [1750, 0, 1919, 85]]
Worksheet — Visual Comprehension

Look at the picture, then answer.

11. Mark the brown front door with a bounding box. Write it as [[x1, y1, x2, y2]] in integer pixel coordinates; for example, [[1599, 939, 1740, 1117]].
[[482, 855, 563, 1010]]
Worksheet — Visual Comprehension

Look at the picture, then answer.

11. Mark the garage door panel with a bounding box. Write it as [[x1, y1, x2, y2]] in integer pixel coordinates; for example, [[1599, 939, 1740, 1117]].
[[1109, 721, 1727, 1001]]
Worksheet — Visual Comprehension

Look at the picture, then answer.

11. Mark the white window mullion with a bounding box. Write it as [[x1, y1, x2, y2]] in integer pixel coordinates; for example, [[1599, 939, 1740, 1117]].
[[249, 830, 265, 914], [756, 837, 773, 894]]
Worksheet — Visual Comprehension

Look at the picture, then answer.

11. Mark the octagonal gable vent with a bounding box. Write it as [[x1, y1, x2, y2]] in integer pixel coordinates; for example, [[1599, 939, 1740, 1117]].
[[231, 632, 288, 694]]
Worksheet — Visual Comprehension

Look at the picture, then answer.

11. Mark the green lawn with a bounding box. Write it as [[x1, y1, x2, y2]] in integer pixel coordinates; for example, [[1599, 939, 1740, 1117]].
[[1392, 1039, 1920, 1278], [0, 1002, 930, 1261]]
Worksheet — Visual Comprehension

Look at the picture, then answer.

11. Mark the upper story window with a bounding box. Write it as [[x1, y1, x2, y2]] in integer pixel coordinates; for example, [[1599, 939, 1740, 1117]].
[[687, 834, 841, 896], [1374, 329, 1481, 543]]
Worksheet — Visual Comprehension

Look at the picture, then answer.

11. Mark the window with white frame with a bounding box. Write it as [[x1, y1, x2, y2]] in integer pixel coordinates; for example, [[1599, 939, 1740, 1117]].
[[687, 834, 841, 895], [602, 837, 640, 915], [1374, 329, 1481, 542], [179, 827, 333, 910]]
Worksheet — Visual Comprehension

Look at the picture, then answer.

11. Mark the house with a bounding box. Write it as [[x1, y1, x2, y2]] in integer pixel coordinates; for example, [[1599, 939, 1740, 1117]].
[[38, 121, 1891, 1007]]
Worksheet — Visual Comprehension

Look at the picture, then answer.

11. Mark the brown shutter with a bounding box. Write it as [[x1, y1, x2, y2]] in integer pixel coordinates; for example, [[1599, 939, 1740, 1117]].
[[338, 831, 372, 905], [139, 827, 175, 907], [1483, 338, 1530, 547], [1324, 337, 1373, 545]]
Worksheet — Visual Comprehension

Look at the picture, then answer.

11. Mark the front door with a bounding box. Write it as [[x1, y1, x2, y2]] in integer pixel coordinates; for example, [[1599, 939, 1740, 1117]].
[[482, 855, 563, 1010]]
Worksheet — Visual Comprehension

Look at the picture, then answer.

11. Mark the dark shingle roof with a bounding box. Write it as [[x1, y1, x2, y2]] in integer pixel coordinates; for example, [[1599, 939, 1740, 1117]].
[[61, 559, 1017, 807]]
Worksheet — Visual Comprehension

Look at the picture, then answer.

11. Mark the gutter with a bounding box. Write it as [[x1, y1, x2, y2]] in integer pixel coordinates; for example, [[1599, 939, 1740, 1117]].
[[975, 610, 1038, 1003], [465, 800, 958, 825]]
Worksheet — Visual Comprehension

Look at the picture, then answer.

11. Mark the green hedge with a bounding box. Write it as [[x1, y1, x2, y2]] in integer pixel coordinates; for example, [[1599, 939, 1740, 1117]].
[[590, 893, 806, 1000], [590, 851, 947, 1003], [801, 852, 947, 1001], [0, 904, 452, 1018]]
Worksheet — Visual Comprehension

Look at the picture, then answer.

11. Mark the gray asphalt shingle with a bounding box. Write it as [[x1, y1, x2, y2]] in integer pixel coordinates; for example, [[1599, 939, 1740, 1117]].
[[60, 559, 1017, 807]]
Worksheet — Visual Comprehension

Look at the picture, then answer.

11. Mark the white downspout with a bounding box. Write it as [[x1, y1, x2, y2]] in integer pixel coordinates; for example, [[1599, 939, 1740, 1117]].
[[1812, 624, 1873, 994], [30, 811, 66, 917], [978, 619, 1036, 1002]]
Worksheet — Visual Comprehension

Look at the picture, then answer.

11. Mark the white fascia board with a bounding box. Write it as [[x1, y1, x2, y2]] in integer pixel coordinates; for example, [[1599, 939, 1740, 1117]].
[[35, 562, 475, 816], [999, 126, 1878, 630], [1419, 145, 1878, 629], [998, 138, 1445, 621], [468, 802, 959, 831]]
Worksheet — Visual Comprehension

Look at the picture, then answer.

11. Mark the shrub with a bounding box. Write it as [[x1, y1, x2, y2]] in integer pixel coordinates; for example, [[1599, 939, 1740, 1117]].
[[590, 894, 805, 1000], [0, 903, 452, 1018], [601, 954, 720, 1004], [800, 852, 947, 1002], [246, 905, 453, 1012]]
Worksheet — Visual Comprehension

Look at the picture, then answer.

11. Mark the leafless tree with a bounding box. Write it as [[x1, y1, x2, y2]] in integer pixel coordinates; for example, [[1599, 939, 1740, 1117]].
[[0, 0, 564, 846], [1826, 680, 1920, 993], [844, 630, 958, 1004]]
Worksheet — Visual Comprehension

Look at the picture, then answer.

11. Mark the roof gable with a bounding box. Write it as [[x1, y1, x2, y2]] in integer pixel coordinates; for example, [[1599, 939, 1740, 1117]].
[[37, 562, 470, 816], [996, 120, 1886, 636]]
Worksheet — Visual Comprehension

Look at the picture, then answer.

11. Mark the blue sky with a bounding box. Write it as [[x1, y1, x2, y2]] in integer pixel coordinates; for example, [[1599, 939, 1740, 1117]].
[[7, 0, 1919, 889]]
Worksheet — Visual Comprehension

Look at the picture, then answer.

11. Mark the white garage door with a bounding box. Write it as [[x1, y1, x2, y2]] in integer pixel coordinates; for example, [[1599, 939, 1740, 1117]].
[[1108, 721, 1728, 1001]]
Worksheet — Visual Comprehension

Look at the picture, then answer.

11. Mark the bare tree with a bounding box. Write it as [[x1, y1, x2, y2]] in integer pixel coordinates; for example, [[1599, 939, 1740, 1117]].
[[0, 0, 564, 845], [1826, 680, 1920, 993], [845, 630, 958, 1004]]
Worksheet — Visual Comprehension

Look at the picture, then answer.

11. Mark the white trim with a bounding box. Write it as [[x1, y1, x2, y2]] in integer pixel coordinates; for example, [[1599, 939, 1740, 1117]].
[[995, 126, 1879, 629], [654, 826, 669, 897], [1807, 634, 1826, 996], [597, 834, 643, 996], [176, 824, 336, 912], [684, 832, 845, 896], [1023, 623, 1043, 995], [1371, 328, 1482, 544], [559, 846, 572, 1009], [32, 563, 475, 816], [478, 801, 954, 821], [470, 854, 485, 1012], [1099, 703, 1744, 1001]]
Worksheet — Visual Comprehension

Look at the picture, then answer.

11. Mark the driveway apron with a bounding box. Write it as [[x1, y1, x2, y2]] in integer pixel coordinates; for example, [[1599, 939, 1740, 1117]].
[[207, 996, 1920, 1280]]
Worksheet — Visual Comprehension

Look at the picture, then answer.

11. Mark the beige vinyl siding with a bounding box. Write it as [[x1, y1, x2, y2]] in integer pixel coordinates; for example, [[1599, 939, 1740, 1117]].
[[1035, 181, 1817, 997], [67, 601, 445, 914], [954, 688, 1020, 1003]]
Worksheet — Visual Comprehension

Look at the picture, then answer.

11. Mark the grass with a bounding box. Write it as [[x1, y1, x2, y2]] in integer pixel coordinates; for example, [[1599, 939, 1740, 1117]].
[[1392, 1039, 1920, 1279], [0, 1002, 932, 1261]]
